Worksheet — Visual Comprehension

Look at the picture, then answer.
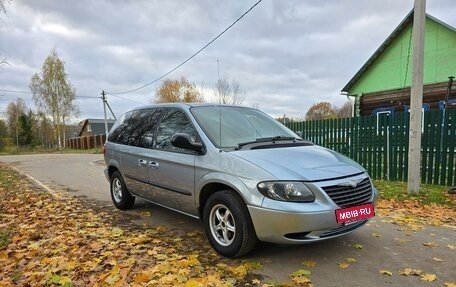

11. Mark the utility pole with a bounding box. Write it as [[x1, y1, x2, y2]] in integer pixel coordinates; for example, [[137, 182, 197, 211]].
[[407, 0, 426, 194], [101, 90, 109, 135], [101, 90, 117, 135]]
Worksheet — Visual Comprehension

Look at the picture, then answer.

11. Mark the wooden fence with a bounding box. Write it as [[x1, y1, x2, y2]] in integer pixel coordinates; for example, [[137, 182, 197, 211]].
[[66, 135, 106, 150], [286, 110, 456, 186]]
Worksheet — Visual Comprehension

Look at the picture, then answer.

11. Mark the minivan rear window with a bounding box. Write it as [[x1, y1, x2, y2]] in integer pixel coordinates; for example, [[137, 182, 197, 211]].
[[108, 108, 162, 148]]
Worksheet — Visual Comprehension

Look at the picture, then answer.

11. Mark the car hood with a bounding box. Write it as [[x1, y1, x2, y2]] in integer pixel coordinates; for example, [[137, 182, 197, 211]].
[[231, 145, 365, 181]]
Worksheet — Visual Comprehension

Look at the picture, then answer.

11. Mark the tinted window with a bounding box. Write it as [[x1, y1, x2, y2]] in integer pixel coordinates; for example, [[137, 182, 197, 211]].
[[107, 111, 132, 145], [108, 108, 162, 148], [156, 108, 198, 152]]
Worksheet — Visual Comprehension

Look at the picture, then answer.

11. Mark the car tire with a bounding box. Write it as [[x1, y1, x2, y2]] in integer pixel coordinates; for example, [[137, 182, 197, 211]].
[[110, 171, 135, 210], [203, 190, 257, 258]]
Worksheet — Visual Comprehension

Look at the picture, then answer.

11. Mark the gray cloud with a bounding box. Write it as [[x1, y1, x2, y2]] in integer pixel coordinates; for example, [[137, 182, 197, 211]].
[[1, 0, 455, 121]]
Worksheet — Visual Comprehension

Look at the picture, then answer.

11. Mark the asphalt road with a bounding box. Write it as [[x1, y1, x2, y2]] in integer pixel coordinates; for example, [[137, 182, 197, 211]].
[[1, 154, 455, 286]]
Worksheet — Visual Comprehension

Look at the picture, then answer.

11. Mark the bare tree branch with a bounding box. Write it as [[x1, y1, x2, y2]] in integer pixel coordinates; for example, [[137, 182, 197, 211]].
[[214, 75, 245, 106]]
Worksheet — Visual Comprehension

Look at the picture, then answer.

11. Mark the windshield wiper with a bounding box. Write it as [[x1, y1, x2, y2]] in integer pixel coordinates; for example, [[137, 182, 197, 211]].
[[236, 136, 300, 149]]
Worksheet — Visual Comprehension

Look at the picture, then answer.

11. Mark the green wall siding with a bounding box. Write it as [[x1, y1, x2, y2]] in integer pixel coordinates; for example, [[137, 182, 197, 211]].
[[349, 18, 456, 96]]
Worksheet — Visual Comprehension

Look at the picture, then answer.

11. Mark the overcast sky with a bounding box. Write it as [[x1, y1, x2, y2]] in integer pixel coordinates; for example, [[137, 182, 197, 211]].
[[1, 0, 455, 122]]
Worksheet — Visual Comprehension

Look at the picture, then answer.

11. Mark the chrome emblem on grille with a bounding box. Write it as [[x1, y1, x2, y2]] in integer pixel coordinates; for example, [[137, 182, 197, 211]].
[[338, 178, 364, 188]]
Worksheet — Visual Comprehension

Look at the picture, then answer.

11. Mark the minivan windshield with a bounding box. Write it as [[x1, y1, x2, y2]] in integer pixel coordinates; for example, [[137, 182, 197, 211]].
[[191, 106, 299, 148]]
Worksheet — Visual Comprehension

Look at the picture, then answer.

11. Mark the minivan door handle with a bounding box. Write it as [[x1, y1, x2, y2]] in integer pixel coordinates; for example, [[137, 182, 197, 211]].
[[149, 161, 160, 169], [138, 159, 148, 166]]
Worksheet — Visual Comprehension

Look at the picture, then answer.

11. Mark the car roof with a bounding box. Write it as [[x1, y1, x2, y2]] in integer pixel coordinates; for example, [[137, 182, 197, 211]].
[[131, 102, 250, 111]]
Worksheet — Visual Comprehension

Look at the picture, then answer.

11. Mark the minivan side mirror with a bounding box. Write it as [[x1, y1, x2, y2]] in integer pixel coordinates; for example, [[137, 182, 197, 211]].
[[171, 133, 205, 154]]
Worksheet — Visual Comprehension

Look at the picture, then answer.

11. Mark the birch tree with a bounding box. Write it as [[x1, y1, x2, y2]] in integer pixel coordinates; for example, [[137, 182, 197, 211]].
[[29, 49, 78, 149], [6, 98, 27, 147]]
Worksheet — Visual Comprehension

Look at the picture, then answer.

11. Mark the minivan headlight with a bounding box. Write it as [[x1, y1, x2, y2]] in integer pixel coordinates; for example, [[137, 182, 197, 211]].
[[257, 181, 315, 202]]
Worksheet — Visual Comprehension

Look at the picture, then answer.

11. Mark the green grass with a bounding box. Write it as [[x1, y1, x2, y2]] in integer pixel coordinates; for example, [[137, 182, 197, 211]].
[[60, 148, 102, 154], [0, 233, 9, 249], [0, 147, 102, 155], [0, 165, 21, 187], [374, 179, 456, 207]]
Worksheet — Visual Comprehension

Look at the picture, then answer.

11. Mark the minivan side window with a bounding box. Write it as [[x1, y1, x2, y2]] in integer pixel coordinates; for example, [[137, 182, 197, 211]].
[[156, 108, 198, 152], [107, 111, 132, 145], [108, 108, 162, 148], [126, 109, 162, 148]]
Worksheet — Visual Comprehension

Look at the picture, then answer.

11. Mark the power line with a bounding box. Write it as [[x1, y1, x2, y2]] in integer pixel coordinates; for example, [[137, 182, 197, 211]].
[[0, 88, 98, 99], [75, 95, 99, 99], [106, 0, 262, 95], [0, 88, 31, 94], [108, 93, 147, 105]]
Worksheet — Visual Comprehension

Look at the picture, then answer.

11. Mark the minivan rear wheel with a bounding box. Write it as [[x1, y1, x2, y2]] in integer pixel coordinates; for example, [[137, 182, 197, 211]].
[[110, 171, 135, 210], [203, 190, 257, 257]]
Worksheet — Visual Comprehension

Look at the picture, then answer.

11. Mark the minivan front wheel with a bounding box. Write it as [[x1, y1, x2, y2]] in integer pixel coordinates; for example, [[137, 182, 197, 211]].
[[203, 191, 257, 257], [110, 171, 135, 210]]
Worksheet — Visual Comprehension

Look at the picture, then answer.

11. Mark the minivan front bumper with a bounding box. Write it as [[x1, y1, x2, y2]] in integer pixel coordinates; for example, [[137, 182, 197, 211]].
[[248, 204, 371, 244]]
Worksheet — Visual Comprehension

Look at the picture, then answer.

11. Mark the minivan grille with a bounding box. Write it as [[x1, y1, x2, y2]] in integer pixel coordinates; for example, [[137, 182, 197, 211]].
[[322, 178, 373, 208]]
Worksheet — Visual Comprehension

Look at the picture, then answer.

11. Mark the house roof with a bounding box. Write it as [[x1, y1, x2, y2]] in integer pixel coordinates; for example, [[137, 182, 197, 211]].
[[341, 11, 456, 94], [83, 118, 116, 124], [78, 118, 116, 136]]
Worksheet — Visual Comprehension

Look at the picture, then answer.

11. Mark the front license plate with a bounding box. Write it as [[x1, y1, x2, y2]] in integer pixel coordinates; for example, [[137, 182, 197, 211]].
[[335, 203, 375, 224]]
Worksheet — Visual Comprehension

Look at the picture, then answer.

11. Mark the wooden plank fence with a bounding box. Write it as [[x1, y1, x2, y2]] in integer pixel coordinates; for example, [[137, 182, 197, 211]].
[[66, 135, 106, 150], [286, 110, 456, 186]]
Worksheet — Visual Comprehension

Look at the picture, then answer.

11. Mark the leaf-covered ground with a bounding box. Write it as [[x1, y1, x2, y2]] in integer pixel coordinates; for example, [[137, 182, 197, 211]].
[[1, 164, 455, 287], [0, 165, 263, 287], [374, 180, 456, 227]]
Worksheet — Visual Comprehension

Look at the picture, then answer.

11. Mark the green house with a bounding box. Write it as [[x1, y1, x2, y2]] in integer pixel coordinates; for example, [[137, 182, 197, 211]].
[[342, 11, 456, 116]]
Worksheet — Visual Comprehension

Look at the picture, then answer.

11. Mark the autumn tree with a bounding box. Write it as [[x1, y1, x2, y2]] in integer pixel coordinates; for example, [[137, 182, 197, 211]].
[[0, 119, 9, 151], [214, 75, 245, 105], [6, 98, 27, 147], [29, 49, 78, 149], [334, 100, 353, 118], [155, 77, 203, 103], [305, 101, 336, 121], [35, 112, 54, 149]]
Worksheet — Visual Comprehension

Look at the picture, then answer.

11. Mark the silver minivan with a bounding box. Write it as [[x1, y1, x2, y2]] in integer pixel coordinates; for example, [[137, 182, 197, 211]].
[[104, 103, 378, 257]]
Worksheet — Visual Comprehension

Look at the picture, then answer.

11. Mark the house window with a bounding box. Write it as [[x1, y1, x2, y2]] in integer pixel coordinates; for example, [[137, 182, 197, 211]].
[[87, 124, 92, 132]]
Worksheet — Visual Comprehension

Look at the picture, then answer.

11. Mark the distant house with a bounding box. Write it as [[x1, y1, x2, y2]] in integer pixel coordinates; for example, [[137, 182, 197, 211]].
[[78, 118, 115, 137], [342, 11, 456, 116]]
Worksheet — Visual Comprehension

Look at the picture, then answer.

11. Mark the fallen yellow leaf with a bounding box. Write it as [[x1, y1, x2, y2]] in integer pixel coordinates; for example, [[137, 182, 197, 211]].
[[380, 270, 393, 276], [400, 268, 422, 276], [421, 273, 437, 282], [338, 262, 349, 269], [303, 260, 316, 268], [352, 243, 364, 249], [251, 278, 261, 285], [444, 282, 456, 287], [432, 257, 444, 262], [423, 242, 438, 247], [293, 276, 312, 284], [290, 269, 312, 277]]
